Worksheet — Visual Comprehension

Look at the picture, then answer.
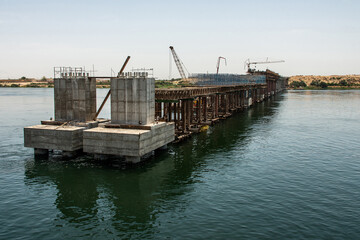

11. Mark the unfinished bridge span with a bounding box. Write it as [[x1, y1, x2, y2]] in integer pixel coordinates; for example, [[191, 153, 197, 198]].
[[24, 68, 287, 164], [155, 70, 287, 141]]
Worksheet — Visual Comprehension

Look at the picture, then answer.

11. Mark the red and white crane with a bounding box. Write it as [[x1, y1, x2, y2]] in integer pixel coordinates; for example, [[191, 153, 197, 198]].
[[216, 56, 227, 74]]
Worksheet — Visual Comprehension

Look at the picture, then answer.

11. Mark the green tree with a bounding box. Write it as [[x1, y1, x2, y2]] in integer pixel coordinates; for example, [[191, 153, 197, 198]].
[[320, 81, 328, 88], [290, 80, 307, 88], [310, 80, 321, 87], [339, 80, 348, 86]]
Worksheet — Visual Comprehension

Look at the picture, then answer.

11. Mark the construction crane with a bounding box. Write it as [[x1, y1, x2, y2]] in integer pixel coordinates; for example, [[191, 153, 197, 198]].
[[169, 46, 188, 79], [244, 58, 285, 73], [216, 56, 227, 74]]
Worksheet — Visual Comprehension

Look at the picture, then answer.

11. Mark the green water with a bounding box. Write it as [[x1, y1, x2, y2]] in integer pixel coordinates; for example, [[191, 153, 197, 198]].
[[0, 89, 360, 239]]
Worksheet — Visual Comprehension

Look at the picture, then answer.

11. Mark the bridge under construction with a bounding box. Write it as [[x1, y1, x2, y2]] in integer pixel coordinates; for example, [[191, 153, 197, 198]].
[[24, 54, 287, 164]]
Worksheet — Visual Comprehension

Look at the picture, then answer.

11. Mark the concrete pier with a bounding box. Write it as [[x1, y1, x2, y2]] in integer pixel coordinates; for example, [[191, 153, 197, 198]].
[[83, 75, 175, 163], [24, 77, 98, 156], [24, 125, 85, 151], [111, 76, 155, 125], [54, 77, 96, 122]]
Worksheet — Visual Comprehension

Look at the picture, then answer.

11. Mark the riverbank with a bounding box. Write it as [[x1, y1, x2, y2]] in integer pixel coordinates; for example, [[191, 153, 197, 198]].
[[288, 86, 360, 90], [289, 74, 360, 86], [0, 79, 194, 88], [288, 74, 360, 89]]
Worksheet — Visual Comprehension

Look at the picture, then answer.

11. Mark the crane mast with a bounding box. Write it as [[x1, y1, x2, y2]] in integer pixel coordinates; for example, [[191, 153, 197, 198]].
[[169, 46, 187, 79], [216, 56, 227, 74]]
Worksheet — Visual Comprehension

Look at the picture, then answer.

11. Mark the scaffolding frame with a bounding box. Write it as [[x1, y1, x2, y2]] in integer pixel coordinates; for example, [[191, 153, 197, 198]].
[[53, 67, 92, 79], [190, 73, 266, 86]]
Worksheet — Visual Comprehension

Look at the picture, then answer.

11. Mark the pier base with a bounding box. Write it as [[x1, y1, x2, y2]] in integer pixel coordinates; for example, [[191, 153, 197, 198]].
[[125, 156, 141, 164], [83, 122, 174, 163], [34, 148, 49, 159], [62, 150, 81, 158], [24, 125, 86, 152]]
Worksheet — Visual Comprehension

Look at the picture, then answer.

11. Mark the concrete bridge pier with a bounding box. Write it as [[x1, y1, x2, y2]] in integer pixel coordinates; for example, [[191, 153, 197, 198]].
[[24, 77, 98, 159], [83, 75, 174, 164]]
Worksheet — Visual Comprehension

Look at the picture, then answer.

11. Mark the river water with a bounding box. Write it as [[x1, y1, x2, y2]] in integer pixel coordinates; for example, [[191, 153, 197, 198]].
[[0, 88, 359, 239]]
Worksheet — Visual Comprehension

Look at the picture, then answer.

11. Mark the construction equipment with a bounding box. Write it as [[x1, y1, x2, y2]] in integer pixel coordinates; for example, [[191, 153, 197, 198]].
[[93, 56, 130, 120], [245, 58, 285, 73], [216, 56, 227, 74], [169, 46, 188, 79]]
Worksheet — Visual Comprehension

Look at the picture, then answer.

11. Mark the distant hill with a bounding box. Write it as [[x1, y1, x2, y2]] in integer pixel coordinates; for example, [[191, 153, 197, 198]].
[[289, 75, 360, 86]]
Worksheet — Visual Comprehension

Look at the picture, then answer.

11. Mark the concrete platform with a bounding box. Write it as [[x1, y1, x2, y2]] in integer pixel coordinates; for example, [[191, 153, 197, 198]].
[[24, 125, 86, 152], [83, 122, 175, 163]]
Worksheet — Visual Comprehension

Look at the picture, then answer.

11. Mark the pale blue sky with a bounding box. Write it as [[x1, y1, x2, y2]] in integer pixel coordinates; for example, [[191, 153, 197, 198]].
[[0, 0, 359, 79]]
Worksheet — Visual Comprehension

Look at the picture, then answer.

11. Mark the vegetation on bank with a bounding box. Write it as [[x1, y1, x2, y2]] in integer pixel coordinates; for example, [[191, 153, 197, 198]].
[[0, 78, 194, 88], [0, 83, 54, 88], [2, 75, 359, 90], [288, 75, 360, 90], [289, 79, 360, 90]]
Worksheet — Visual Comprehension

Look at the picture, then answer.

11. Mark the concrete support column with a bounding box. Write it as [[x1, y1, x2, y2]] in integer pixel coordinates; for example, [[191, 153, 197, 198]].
[[197, 97, 202, 123], [228, 94, 232, 110], [55, 77, 96, 122], [215, 95, 219, 117], [174, 102, 177, 129], [190, 100, 194, 124], [234, 92, 238, 108], [186, 100, 191, 129], [239, 91, 242, 108], [168, 102, 172, 122], [243, 90, 245, 107], [181, 100, 186, 133], [225, 94, 229, 114], [211, 95, 216, 119], [233, 93, 235, 109], [235, 92, 238, 108], [155, 102, 161, 119], [203, 96, 207, 122], [164, 103, 168, 121], [34, 148, 49, 158]]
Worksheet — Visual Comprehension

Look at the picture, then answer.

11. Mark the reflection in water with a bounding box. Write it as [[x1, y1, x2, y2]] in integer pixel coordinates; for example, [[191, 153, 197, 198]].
[[24, 95, 282, 238]]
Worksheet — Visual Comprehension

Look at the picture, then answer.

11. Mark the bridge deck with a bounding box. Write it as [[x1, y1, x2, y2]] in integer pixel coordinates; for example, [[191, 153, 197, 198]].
[[155, 84, 266, 101]]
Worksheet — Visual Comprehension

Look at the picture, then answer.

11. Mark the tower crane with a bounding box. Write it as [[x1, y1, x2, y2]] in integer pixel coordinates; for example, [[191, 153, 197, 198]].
[[169, 46, 189, 79], [216, 56, 227, 74], [244, 58, 285, 73]]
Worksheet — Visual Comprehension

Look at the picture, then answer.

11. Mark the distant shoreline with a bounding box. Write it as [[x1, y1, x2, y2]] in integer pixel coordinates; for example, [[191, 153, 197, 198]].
[[288, 75, 360, 89], [1, 75, 360, 90], [0, 79, 192, 89], [288, 86, 360, 90]]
